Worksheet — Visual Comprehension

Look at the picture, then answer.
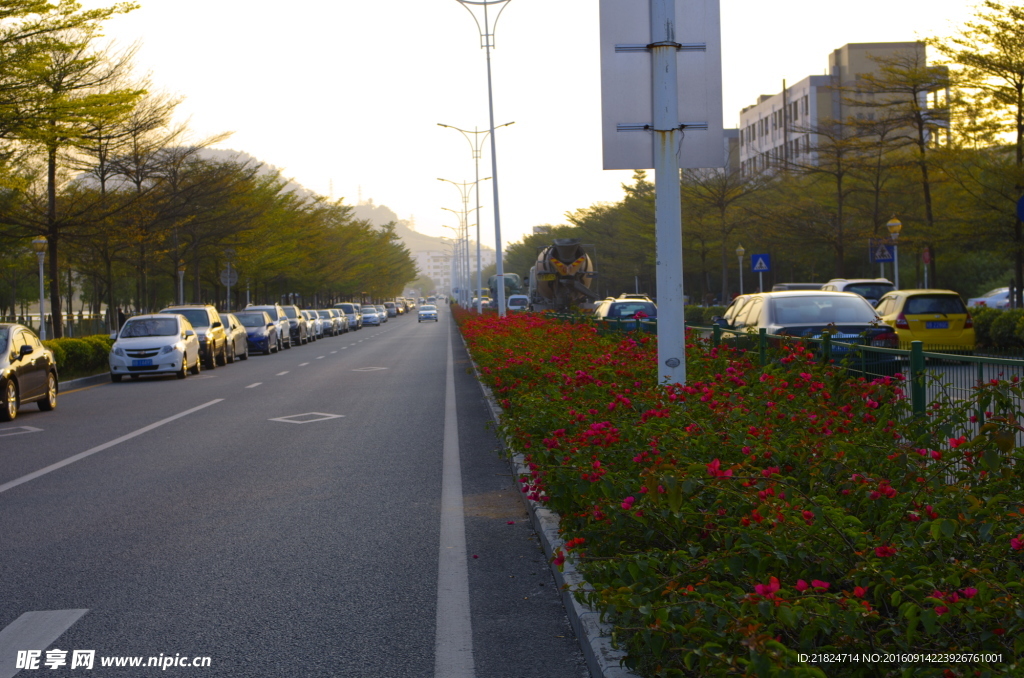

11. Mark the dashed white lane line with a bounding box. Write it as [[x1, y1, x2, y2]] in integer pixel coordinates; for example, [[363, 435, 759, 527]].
[[0, 609, 89, 678], [276, 371, 289, 376], [246, 383, 262, 389], [299, 363, 310, 367], [0, 400, 223, 496], [316, 356, 324, 360], [331, 351, 337, 354]]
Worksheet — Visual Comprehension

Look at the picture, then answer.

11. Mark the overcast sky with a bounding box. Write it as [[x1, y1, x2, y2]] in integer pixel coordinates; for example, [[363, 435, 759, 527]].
[[89, 0, 979, 249]]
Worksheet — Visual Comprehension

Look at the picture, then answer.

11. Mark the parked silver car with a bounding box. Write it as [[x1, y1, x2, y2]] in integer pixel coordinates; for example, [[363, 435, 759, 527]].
[[219, 313, 250, 362]]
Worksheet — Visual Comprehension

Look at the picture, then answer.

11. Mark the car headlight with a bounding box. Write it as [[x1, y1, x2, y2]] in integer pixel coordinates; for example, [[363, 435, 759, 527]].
[[160, 344, 175, 355], [113, 346, 125, 357]]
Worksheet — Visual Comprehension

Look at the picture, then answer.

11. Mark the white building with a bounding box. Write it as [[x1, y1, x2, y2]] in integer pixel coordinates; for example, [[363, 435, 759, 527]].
[[738, 42, 945, 176]]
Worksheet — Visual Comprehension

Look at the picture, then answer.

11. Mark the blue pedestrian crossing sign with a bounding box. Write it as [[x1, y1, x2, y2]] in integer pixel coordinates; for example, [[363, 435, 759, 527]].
[[750, 254, 771, 272], [869, 239, 894, 263]]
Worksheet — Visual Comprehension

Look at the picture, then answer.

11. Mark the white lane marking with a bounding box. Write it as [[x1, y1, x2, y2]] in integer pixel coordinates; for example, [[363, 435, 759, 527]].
[[276, 371, 289, 376], [351, 367, 387, 372], [246, 383, 262, 389], [331, 351, 337, 354], [0, 609, 89, 678], [342, 347, 348, 350], [316, 356, 324, 360], [433, 319, 474, 677], [0, 400, 222, 497], [0, 425, 43, 438], [269, 412, 345, 424], [299, 362, 310, 367]]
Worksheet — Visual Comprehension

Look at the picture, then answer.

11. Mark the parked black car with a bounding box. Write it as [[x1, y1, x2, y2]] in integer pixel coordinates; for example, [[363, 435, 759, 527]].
[[1, 323, 58, 422]]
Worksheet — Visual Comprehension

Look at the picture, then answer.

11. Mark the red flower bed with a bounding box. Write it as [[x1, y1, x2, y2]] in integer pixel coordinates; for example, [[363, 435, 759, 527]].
[[457, 308, 1024, 677]]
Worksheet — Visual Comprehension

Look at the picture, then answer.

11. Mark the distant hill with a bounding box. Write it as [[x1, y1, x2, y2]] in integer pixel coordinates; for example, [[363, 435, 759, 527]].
[[351, 199, 493, 256]]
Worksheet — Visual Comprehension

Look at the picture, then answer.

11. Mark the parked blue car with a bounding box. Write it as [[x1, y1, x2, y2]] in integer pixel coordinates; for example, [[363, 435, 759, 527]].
[[233, 311, 279, 355]]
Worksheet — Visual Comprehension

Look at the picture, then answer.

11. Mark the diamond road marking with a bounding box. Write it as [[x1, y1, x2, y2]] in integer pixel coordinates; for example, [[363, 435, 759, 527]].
[[352, 367, 388, 372], [269, 412, 345, 425], [0, 425, 43, 438]]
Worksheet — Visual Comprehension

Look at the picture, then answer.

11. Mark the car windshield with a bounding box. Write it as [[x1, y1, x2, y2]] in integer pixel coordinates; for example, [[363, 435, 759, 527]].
[[607, 302, 657, 318], [771, 296, 877, 325], [509, 299, 528, 307], [283, 307, 298, 319], [361, 307, 376, 313], [0, 327, 9, 348], [337, 304, 355, 313], [235, 313, 268, 328], [420, 306, 436, 312], [843, 283, 893, 300], [164, 309, 209, 327], [121, 318, 179, 337], [318, 311, 331, 318], [905, 295, 966, 315]]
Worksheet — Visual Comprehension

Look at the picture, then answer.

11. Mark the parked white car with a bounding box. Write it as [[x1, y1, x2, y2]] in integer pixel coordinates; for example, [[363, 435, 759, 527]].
[[967, 287, 1010, 309], [109, 314, 201, 382]]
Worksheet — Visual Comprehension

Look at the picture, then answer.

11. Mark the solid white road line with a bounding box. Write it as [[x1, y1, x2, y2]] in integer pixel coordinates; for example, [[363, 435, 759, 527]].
[[0, 400, 223, 496], [0, 609, 88, 678], [433, 319, 474, 677], [246, 383, 262, 389]]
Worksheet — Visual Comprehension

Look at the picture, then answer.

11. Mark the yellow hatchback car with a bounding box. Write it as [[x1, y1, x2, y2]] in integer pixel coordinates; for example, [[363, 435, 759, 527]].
[[874, 289, 975, 351]]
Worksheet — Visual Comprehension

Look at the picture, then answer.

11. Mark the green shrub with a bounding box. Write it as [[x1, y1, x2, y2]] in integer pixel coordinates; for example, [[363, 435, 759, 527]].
[[989, 308, 1024, 347], [971, 306, 1002, 346], [43, 334, 113, 377]]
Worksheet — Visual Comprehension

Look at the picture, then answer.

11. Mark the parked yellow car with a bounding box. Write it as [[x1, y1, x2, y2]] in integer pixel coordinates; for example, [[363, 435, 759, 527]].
[[874, 289, 975, 351]]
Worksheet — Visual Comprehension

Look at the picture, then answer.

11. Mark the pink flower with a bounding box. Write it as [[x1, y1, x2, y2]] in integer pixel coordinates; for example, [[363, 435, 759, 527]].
[[1011, 535, 1024, 551], [931, 450, 942, 460], [875, 545, 897, 558], [795, 579, 809, 592], [706, 458, 733, 478], [621, 496, 635, 510], [754, 576, 781, 598], [935, 605, 949, 616], [961, 587, 978, 599], [811, 580, 830, 590]]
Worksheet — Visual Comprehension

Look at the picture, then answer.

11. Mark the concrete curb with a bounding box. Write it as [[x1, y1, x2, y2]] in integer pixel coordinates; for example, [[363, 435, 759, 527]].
[[458, 330, 640, 678], [58, 373, 111, 391]]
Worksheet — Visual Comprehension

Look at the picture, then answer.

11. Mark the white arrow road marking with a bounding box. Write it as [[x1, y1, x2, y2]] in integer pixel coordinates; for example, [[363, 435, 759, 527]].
[[0, 609, 88, 678], [0, 426, 42, 439], [0, 400, 223, 496]]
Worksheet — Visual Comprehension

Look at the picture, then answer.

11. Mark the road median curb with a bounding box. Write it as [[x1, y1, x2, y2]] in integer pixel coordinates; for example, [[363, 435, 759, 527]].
[[59, 373, 110, 391], [458, 328, 640, 678]]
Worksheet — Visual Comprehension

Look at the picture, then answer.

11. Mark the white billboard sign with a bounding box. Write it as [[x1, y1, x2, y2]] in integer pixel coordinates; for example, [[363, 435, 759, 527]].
[[600, 0, 724, 170]]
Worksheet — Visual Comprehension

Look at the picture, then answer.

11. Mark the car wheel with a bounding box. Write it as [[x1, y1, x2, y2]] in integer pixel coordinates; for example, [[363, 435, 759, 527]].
[[205, 348, 216, 369], [176, 361, 187, 379], [284, 336, 292, 349], [2, 379, 19, 422], [216, 342, 228, 366], [38, 372, 57, 411], [240, 344, 248, 360], [111, 373, 123, 383], [227, 342, 235, 364], [190, 353, 201, 375]]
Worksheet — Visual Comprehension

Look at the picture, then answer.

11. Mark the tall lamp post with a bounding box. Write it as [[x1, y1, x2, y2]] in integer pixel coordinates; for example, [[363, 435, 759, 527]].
[[438, 123, 512, 314], [32, 236, 47, 339], [455, 0, 511, 317], [225, 247, 235, 312], [442, 210, 472, 306], [886, 217, 902, 290], [735, 244, 745, 296], [177, 262, 186, 305]]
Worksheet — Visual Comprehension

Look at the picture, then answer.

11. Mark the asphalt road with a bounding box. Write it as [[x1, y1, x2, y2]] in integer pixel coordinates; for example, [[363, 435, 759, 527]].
[[0, 309, 588, 678]]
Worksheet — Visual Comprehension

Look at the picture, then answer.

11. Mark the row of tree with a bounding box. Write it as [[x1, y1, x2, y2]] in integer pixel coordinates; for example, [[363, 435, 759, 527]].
[[505, 1, 1024, 306], [0, 1, 417, 337]]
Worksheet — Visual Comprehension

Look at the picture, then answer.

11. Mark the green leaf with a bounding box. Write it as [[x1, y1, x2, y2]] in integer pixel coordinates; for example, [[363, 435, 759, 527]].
[[890, 590, 902, 607], [778, 604, 797, 627]]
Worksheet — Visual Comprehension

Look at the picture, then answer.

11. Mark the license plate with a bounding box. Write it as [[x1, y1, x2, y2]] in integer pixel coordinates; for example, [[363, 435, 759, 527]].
[[132, 359, 153, 367], [537, 273, 556, 281], [925, 321, 948, 329]]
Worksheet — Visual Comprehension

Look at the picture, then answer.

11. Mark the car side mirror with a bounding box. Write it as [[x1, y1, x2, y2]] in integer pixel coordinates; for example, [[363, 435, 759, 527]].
[[19, 344, 33, 357], [185, 329, 195, 337], [109, 332, 118, 340], [212, 321, 222, 328], [711, 316, 729, 327], [267, 323, 275, 329]]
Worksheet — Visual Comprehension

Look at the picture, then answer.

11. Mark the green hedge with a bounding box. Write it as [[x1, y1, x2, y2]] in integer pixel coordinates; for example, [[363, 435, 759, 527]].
[[684, 305, 727, 324], [42, 334, 114, 378]]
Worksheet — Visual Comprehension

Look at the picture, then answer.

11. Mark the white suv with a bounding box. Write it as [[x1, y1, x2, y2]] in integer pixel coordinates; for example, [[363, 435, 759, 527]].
[[820, 279, 894, 306]]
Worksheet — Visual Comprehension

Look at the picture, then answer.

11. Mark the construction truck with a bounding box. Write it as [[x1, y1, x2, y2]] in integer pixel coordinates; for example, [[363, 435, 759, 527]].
[[527, 238, 599, 311]]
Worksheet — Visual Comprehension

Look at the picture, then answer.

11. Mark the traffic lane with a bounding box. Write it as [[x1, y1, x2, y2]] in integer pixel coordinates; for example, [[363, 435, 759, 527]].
[[0, 319, 449, 676], [453, 334, 591, 677], [0, 329, 383, 486]]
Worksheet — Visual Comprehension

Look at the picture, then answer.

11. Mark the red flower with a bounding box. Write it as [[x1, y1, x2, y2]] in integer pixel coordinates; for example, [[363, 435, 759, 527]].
[[875, 545, 897, 558], [795, 579, 809, 592], [852, 586, 868, 598], [754, 576, 781, 599], [1011, 535, 1024, 551], [811, 580, 830, 590]]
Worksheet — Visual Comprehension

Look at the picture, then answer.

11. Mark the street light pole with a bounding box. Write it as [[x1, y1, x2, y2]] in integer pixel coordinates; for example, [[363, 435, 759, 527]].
[[439, 178, 489, 309], [456, 0, 511, 317], [177, 263, 185, 305], [32, 237, 47, 339], [887, 217, 902, 290], [438, 123, 513, 314], [735, 244, 745, 296]]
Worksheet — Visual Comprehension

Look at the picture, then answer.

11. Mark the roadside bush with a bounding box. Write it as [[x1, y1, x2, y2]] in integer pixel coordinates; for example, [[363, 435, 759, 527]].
[[43, 334, 113, 378], [971, 306, 1002, 347], [683, 305, 726, 324], [988, 308, 1024, 348], [459, 311, 1022, 677]]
